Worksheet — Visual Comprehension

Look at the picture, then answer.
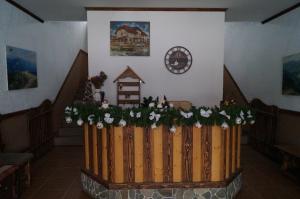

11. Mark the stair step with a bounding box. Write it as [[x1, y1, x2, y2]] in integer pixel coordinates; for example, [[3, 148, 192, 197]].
[[58, 127, 82, 137], [54, 136, 83, 146]]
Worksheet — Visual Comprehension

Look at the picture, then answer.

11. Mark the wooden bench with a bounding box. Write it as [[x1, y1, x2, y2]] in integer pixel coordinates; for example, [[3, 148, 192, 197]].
[[275, 145, 300, 171], [0, 165, 18, 199]]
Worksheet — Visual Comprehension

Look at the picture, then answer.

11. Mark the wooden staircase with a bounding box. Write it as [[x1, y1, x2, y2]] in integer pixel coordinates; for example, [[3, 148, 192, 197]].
[[52, 49, 88, 146]]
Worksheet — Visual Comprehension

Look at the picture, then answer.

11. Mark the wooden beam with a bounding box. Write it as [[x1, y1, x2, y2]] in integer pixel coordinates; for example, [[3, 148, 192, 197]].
[[261, 2, 300, 24], [6, 0, 44, 23], [86, 7, 227, 12]]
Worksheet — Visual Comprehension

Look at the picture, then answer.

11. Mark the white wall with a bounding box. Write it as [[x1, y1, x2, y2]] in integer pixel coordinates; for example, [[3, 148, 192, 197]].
[[87, 11, 225, 106], [0, 1, 87, 114], [225, 8, 300, 111]]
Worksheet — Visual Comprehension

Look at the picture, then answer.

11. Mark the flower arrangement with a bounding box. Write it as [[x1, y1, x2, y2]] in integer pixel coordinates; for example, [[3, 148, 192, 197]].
[[65, 98, 255, 132]]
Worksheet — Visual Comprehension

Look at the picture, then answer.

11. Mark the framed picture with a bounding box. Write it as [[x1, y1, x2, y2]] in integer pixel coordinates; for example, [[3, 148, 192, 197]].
[[6, 45, 38, 90], [110, 21, 150, 56], [282, 52, 300, 95]]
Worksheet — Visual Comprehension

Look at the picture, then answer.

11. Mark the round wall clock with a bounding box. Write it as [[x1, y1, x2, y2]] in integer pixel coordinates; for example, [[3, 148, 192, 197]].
[[164, 46, 192, 74]]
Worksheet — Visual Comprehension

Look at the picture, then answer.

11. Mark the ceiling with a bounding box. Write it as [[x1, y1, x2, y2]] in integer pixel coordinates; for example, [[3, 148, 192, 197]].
[[13, 0, 300, 22]]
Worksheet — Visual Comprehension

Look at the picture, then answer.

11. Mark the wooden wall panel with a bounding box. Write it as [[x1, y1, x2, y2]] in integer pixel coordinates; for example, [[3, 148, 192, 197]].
[[201, 126, 212, 181], [211, 126, 224, 181], [163, 126, 173, 182], [101, 128, 108, 180], [114, 127, 124, 183], [134, 127, 144, 183], [192, 127, 202, 182], [143, 127, 152, 182], [231, 127, 237, 173], [173, 126, 182, 182], [123, 126, 135, 182], [182, 126, 193, 182], [237, 125, 241, 169], [224, 129, 230, 179], [92, 125, 99, 176], [84, 124, 90, 170], [152, 126, 163, 182], [108, 127, 115, 182]]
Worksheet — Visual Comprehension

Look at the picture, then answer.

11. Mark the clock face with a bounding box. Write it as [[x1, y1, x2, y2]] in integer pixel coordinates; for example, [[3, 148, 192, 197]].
[[164, 46, 192, 74]]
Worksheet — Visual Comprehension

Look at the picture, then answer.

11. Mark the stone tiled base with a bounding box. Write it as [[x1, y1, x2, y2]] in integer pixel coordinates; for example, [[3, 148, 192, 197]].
[[81, 173, 242, 199]]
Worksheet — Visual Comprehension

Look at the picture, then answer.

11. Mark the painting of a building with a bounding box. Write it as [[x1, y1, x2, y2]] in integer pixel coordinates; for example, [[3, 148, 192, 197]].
[[110, 21, 150, 56]]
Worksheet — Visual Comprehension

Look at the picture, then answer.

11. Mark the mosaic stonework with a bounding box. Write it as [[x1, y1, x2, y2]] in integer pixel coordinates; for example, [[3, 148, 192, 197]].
[[81, 173, 242, 199]]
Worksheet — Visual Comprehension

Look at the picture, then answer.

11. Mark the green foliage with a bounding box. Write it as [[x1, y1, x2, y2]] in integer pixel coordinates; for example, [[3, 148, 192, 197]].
[[65, 102, 255, 129]]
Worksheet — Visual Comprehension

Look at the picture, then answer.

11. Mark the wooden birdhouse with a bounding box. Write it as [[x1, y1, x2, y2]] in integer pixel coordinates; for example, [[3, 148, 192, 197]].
[[113, 66, 145, 107]]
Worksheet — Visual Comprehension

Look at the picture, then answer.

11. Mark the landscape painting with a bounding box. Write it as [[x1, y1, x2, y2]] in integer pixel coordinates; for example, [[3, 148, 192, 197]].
[[110, 21, 150, 56], [282, 52, 300, 95], [6, 46, 38, 90]]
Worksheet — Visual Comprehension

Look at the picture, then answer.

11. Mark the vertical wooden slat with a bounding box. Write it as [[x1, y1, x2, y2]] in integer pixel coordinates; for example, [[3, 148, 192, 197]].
[[224, 129, 230, 179], [211, 126, 223, 181], [231, 126, 237, 173], [134, 127, 144, 183], [192, 127, 202, 182], [102, 128, 108, 180], [88, 126, 94, 173], [98, 129, 102, 180], [123, 126, 135, 182], [143, 127, 152, 182], [84, 123, 90, 170], [202, 125, 212, 181], [173, 126, 182, 182], [114, 127, 124, 183], [237, 125, 241, 169], [163, 126, 173, 182], [92, 125, 99, 176], [182, 126, 193, 182], [108, 127, 115, 182], [152, 125, 163, 182]]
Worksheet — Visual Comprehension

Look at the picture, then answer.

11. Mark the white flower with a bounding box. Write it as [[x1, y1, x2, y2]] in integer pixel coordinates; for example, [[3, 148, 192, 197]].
[[221, 122, 229, 129], [149, 102, 155, 108], [104, 113, 111, 118], [101, 103, 109, 109], [104, 117, 114, 124], [136, 112, 141, 118], [200, 109, 212, 118], [149, 111, 155, 121], [65, 106, 72, 112], [155, 114, 161, 122], [247, 110, 253, 118], [96, 121, 104, 129], [119, 119, 126, 127], [73, 108, 78, 115], [157, 103, 163, 109], [180, 111, 193, 118], [250, 120, 255, 124], [235, 117, 242, 125], [77, 118, 84, 126], [151, 123, 157, 129], [88, 115, 95, 125], [219, 110, 231, 120], [243, 121, 246, 125], [130, 111, 135, 117], [65, 116, 72, 124], [169, 103, 174, 108], [195, 121, 202, 128], [170, 125, 176, 133], [240, 111, 245, 120]]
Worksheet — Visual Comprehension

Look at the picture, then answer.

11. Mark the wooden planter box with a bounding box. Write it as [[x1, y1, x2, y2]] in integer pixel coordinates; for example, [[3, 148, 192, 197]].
[[80, 124, 242, 198]]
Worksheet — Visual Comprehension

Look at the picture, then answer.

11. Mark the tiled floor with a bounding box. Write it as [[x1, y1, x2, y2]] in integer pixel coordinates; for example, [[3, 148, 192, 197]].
[[21, 146, 299, 199]]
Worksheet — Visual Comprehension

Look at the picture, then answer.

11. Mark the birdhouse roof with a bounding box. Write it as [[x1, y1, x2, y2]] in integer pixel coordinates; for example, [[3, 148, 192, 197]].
[[113, 66, 145, 83]]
